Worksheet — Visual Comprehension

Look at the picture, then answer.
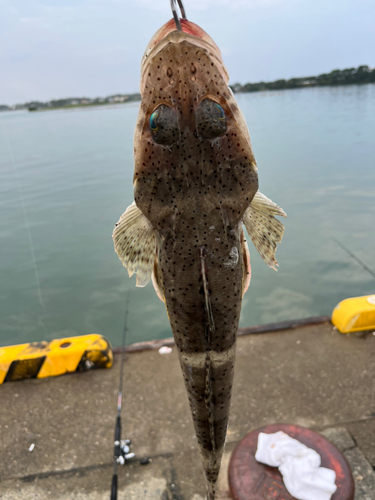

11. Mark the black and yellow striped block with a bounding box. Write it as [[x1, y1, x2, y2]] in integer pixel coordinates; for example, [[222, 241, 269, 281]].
[[0, 334, 113, 384]]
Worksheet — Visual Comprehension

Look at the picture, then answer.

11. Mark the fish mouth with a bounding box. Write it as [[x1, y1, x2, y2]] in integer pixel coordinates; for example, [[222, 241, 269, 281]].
[[146, 18, 219, 47], [140, 19, 229, 93]]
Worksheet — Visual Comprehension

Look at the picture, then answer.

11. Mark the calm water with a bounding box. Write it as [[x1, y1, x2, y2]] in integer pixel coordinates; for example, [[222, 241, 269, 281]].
[[1, 85, 374, 348]]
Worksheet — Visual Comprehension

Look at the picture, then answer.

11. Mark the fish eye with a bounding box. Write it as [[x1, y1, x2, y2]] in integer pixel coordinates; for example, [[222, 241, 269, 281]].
[[149, 104, 179, 145], [150, 110, 159, 131], [196, 98, 227, 139], [214, 102, 225, 120]]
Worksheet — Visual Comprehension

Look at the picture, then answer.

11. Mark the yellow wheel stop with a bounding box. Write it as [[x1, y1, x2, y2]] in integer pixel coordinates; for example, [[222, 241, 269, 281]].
[[332, 295, 375, 333], [0, 334, 113, 384]]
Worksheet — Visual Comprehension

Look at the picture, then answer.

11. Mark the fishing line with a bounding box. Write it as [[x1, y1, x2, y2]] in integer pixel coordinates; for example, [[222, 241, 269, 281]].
[[110, 291, 133, 500], [1, 120, 47, 320], [332, 237, 375, 280]]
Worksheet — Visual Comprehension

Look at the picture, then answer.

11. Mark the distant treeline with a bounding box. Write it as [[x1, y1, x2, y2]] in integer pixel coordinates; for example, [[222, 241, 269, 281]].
[[231, 65, 375, 93], [0, 93, 141, 112]]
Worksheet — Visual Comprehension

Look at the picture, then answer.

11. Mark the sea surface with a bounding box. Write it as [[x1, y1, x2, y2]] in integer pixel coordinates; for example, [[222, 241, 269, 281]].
[[1, 85, 374, 348]]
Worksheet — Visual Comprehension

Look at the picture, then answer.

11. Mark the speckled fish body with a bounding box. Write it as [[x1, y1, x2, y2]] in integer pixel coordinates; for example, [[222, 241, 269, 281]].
[[113, 19, 286, 500]]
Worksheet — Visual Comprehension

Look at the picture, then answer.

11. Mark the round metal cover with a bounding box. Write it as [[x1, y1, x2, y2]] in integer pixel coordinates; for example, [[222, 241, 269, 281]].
[[228, 423, 354, 500]]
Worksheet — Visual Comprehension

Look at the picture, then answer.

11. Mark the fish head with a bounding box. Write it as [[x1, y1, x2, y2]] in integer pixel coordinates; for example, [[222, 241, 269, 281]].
[[134, 19, 258, 237]]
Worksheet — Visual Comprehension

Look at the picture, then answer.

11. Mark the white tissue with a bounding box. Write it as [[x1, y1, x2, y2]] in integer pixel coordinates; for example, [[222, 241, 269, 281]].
[[255, 431, 337, 500], [158, 346, 172, 354]]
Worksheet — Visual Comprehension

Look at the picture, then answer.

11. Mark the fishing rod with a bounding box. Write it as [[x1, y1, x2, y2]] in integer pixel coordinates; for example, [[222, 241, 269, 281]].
[[110, 291, 134, 500], [332, 237, 375, 280]]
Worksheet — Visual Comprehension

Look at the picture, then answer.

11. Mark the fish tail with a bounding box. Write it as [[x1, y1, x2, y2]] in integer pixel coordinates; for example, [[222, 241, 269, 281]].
[[204, 353, 217, 458], [204, 352, 218, 499], [206, 480, 217, 500]]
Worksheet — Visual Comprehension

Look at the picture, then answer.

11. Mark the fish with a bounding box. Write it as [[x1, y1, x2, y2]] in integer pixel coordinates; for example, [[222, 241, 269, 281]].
[[113, 18, 286, 500]]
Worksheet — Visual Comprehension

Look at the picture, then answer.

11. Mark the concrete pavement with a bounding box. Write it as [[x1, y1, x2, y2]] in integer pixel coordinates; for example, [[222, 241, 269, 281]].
[[0, 322, 374, 499]]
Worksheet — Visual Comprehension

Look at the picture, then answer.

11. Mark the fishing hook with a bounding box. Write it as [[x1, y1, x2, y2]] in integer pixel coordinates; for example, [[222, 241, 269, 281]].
[[170, 0, 187, 31]]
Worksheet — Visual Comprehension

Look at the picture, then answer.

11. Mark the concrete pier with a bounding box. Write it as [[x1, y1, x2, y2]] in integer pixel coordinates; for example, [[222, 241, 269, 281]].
[[0, 321, 374, 499]]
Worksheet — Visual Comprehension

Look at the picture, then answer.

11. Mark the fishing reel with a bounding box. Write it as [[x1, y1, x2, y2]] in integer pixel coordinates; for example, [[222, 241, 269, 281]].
[[116, 439, 135, 465]]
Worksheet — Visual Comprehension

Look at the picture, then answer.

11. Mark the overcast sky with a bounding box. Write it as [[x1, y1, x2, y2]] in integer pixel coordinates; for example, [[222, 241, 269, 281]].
[[1, 0, 374, 105]]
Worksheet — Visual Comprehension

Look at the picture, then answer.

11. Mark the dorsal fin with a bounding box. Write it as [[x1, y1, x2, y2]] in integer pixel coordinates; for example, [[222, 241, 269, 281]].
[[112, 202, 159, 287], [243, 191, 286, 271]]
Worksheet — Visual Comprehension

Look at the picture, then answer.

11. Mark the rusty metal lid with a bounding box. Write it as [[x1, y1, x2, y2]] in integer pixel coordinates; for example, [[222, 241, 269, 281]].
[[228, 424, 354, 500]]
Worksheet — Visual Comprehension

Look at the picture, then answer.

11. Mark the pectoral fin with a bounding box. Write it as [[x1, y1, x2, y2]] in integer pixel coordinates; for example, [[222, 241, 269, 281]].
[[112, 202, 159, 287], [251, 191, 287, 217], [243, 191, 286, 271]]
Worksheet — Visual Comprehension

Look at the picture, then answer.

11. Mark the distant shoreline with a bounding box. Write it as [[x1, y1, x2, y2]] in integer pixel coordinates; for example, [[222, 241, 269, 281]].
[[0, 65, 373, 113], [29, 100, 140, 112], [230, 65, 374, 94], [0, 93, 141, 113]]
